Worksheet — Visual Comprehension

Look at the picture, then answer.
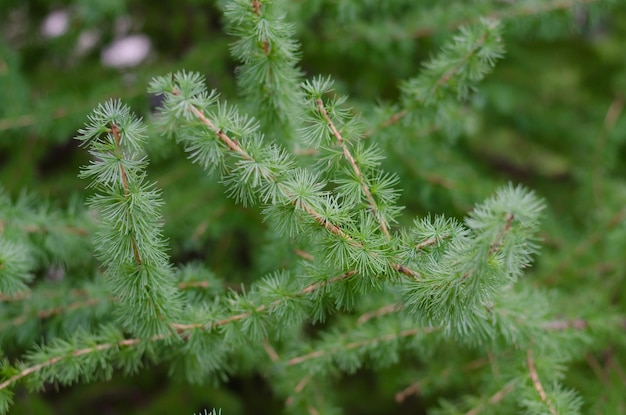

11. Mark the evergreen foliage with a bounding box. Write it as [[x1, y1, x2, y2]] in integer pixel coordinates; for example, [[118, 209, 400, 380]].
[[1, 0, 626, 414]]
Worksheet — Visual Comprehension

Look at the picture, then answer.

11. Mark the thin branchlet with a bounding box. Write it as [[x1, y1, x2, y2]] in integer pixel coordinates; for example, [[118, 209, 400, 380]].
[[110, 122, 142, 266], [526, 349, 558, 415], [75, 100, 182, 338], [367, 19, 504, 138], [315, 98, 391, 238]]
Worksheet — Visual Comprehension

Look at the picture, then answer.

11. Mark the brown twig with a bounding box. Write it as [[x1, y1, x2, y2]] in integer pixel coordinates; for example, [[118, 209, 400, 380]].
[[0, 109, 67, 132], [250, 0, 270, 55], [0, 298, 102, 330], [415, 234, 452, 250], [294, 249, 314, 261], [464, 381, 516, 415], [263, 339, 280, 362], [363, 110, 408, 138], [285, 375, 312, 406], [357, 303, 402, 325], [526, 349, 558, 415], [489, 213, 514, 255], [251, 0, 261, 14], [177, 280, 212, 289], [395, 382, 422, 403], [0, 302, 604, 393], [429, 27, 491, 95], [0, 279, 232, 330], [111, 123, 142, 266]]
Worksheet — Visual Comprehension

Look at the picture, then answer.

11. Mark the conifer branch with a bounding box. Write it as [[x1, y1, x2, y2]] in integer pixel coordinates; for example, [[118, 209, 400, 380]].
[[541, 319, 588, 331], [171, 271, 356, 332], [488, 212, 514, 255], [221, 0, 303, 142], [418, 19, 502, 103], [173, 90, 350, 240], [285, 375, 312, 407], [251, 0, 262, 18], [185, 103, 253, 158], [0, 239, 33, 296], [368, 19, 503, 138], [315, 98, 391, 238], [357, 303, 401, 325], [416, 234, 451, 250], [1, 278, 218, 332], [363, 110, 408, 138], [250, 0, 269, 55], [285, 327, 437, 367], [526, 349, 558, 415], [0, 292, 29, 302], [164, 81, 421, 280], [0, 335, 159, 392], [177, 280, 214, 290], [395, 382, 421, 403], [76, 100, 182, 337], [3, 2, 624, 411], [110, 122, 142, 266], [554, 206, 626, 275]]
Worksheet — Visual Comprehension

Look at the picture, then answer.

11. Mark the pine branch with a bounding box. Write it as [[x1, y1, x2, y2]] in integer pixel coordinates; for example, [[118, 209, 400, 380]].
[[314, 98, 391, 238], [221, 0, 303, 142], [363, 19, 504, 139], [411, 19, 503, 101], [0, 190, 93, 295], [76, 100, 182, 338], [170, 270, 356, 332], [173, 89, 349, 238], [0, 326, 167, 398], [402, 184, 545, 338], [0, 337, 143, 392], [357, 303, 401, 325], [152, 72, 421, 280], [0, 245, 604, 412], [4, 1, 626, 412]]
